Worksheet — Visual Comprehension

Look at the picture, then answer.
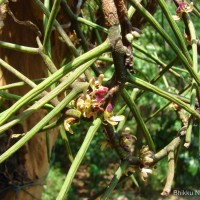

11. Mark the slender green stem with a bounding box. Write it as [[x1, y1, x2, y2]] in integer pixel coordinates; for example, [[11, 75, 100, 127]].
[[193, 7, 200, 19], [101, 161, 129, 200], [128, 6, 136, 18], [150, 57, 181, 84], [59, 125, 74, 163], [42, 118, 62, 131], [157, 0, 192, 64], [0, 40, 110, 126], [122, 89, 155, 152], [171, 67, 189, 74], [43, 0, 61, 51], [129, 0, 200, 86], [185, 116, 193, 147], [90, 176, 130, 200], [117, 89, 139, 132], [37, 37, 61, 76], [0, 78, 45, 90], [0, 85, 86, 164], [56, 117, 102, 200], [161, 151, 174, 195], [184, 13, 198, 146], [43, 0, 52, 56], [77, 17, 108, 33], [127, 74, 200, 120], [34, 0, 78, 56], [0, 41, 38, 54], [0, 90, 21, 101], [0, 58, 60, 106], [46, 130, 51, 162], [133, 53, 157, 64], [185, 84, 196, 146], [198, 122, 200, 158], [0, 59, 39, 88], [130, 174, 139, 188], [0, 59, 96, 134], [185, 13, 198, 72], [88, 4, 102, 44], [145, 84, 191, 123], [132, 42, 180, 79]]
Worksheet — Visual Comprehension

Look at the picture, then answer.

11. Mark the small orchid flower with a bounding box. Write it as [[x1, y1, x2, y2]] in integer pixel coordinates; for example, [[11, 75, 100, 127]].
[[95, 86, 108, 103], [64, 117, 79, 134], [106, 103, 113, 112], [173, 1, 193, 20], [104, 103, 125, 125], [107, 115, 125, 126]]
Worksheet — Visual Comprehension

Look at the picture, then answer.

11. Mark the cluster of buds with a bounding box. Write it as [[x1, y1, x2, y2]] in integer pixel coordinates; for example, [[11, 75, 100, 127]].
[[139, 145, 154, 181], [173, 1, 193, 21], [76, 74, 108, 119], [76, 74, 124, 124], [64, 74, 125, 133]]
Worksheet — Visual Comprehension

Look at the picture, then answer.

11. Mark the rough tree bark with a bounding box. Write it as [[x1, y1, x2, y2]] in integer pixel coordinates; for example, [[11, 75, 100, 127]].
[[0, 0, 71, 199]]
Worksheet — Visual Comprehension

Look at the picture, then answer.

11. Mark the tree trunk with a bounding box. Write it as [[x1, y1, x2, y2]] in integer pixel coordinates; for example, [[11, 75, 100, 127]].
[[0, 1, 69, 199]]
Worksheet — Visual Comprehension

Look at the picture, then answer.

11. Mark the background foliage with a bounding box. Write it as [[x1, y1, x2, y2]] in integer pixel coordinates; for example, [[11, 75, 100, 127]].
[[0, 0, 200, 199], [42, 1, 200, 199]]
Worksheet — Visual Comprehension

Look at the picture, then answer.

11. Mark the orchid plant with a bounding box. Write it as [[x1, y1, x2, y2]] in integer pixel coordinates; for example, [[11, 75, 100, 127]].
[[0, 0, 199, 199]]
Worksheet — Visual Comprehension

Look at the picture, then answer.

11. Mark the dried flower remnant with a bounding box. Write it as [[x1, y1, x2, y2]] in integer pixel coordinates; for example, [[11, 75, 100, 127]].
[[173, 1, 193, 20], [119, 133, 137, 154], [139, 145, 155, 181], [140, 145, 154, 166]]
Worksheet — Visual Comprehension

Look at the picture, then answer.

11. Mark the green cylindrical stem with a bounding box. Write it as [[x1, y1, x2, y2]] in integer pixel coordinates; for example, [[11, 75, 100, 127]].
[[56, 117, 102, 200], [0, 85, 87, 164], [0, 41, 110, 126], [101, 161, 129, 200]]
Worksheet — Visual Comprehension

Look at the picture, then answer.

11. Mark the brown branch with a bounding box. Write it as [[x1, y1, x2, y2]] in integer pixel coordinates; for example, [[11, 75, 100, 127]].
[[161, 151, 175, 196], [154, 128, 185, 163], [114, 0, 132, 33], [102, 0, 119, 27], [125, 128, 186, 166], [101, 0, 130, 106]]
